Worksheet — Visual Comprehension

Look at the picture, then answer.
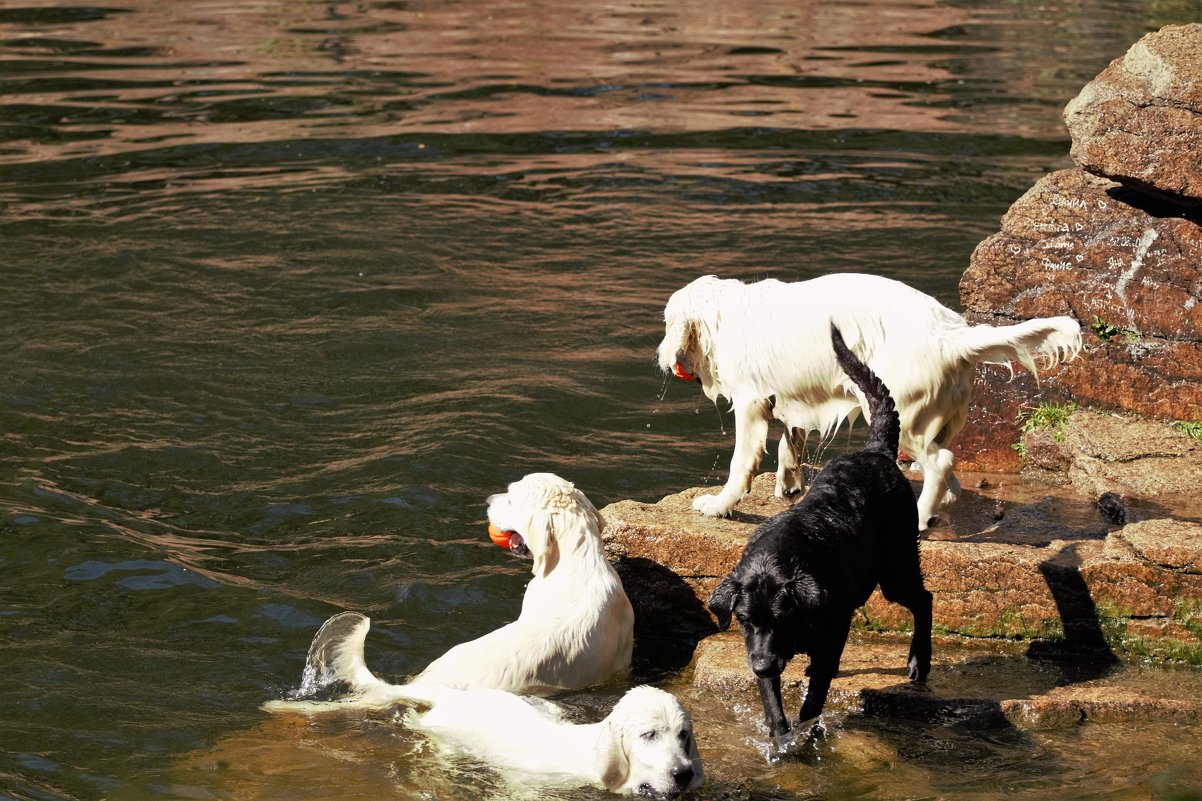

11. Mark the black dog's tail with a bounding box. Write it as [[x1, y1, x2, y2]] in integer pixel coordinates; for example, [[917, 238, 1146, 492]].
[[831, 323, 900, 458]]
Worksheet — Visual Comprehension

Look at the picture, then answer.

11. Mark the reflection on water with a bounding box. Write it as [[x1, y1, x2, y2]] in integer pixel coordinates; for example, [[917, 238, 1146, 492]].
[[2, 1, 1202, 800]]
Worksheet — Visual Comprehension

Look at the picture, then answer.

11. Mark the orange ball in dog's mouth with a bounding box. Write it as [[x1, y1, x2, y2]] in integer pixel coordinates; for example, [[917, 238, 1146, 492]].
[[672, 363, 696, 381], [488, 523, 528, 556], [487, 522, 512, 548]]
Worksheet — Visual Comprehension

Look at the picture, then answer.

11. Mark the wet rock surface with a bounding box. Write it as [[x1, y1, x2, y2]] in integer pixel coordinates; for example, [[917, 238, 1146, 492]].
[[690, 632, 1202, 731], [604, 452, 1202, 725], [605, 468, 1202, 652], [1022, 408, 1202, 497]]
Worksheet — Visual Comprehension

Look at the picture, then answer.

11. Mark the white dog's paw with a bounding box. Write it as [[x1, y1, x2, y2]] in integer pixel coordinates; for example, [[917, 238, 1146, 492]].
[[774, 471, 805, 499], [692, 493, 735, 518]]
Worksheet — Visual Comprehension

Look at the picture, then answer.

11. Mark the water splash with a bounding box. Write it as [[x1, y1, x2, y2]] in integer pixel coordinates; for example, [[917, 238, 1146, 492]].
[[284, 651, 350, 702], [702, 453, 724, 486], [290, 661, 324, 700]]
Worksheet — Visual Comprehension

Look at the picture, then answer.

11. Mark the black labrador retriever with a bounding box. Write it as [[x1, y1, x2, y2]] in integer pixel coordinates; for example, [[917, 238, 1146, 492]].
[[707, 323, 933, 737]]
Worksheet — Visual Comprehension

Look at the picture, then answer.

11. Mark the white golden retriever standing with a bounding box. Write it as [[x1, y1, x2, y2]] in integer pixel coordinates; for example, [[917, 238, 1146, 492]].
[[278, 473, 634, 701], [657, 273, 1081, 529], [265, 614, 702, 797]]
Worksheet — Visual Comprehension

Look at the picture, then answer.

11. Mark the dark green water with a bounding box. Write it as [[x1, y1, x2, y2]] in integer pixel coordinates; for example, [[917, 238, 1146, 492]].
[[3, 1, 1201, 799]]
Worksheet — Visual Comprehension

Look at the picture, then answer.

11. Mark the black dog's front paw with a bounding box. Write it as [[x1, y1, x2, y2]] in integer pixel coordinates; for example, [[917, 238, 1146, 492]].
[[907, 654, 930, 682]]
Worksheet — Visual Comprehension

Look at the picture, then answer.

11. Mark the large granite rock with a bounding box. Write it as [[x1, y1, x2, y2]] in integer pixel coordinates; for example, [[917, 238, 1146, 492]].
[[964, 168, 1202, 341], [955, 168, 1202, 470], [954, 24, 1202, 470], [1064, 23, 1202, 206]]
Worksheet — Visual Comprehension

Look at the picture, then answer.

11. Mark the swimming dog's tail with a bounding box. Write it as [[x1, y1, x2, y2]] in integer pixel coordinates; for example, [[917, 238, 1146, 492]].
[[262, 611, 416, 713], [831, 322, 900, 459]]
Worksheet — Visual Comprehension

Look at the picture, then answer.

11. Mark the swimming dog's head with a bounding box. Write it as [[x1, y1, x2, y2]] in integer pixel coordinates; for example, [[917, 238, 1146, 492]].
[[594, 686, 704, 798]]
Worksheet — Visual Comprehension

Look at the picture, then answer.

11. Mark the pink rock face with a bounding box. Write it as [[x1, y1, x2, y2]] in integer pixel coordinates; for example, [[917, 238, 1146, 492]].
[[956, 24, 1202, 469], [1064, 23, 1202, 206], [958, 168, 1202, 444]]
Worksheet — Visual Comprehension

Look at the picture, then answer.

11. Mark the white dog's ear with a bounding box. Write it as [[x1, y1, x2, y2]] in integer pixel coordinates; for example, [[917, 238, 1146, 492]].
[[593, 718, 630, 791], [658, 314, 693, 370], [522, 510, 560, 579], [529, 482, 604, 579], [687, 727, 705, 789], [660, 276, 721, 377]]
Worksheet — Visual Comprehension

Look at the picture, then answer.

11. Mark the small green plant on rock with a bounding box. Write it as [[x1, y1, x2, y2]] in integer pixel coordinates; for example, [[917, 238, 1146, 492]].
[[1090, 315, 1120, 342], [1013, 402, 1078, 460], [1172, 420, 1202, 443], [1089, 315, 1141, 343]]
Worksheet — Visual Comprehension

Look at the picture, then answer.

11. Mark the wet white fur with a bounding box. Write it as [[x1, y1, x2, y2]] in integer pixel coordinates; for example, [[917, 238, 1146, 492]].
[[397, 684, 703, 797], [657, 274, 1081, 529], [263, 617, 702, 797], [281, 473, 633, 700], [416, 472, 634, 692]]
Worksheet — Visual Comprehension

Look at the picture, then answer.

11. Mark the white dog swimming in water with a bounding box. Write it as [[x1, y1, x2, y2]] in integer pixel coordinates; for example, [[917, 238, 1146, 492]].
[[264, 614, 703, 798], [657, 273, 1081, 528]]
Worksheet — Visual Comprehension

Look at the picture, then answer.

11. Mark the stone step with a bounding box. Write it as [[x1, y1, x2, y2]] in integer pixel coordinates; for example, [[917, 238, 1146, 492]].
[[691, 631, 1202, 730], [602, 471, 1202, 665]]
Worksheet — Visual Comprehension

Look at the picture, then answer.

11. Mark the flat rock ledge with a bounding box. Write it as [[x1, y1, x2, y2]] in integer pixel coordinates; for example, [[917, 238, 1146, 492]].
[[690, 631, 1202, 731], [602, 468, 1202, 726]]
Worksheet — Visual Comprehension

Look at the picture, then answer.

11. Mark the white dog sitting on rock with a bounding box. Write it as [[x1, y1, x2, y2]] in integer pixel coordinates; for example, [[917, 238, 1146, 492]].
[[657, 273, 1081, 529]]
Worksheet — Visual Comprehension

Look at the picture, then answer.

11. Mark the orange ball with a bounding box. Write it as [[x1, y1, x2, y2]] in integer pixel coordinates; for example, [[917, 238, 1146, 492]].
[[487, 522, 513, 548], [673, 362, 696, 381]]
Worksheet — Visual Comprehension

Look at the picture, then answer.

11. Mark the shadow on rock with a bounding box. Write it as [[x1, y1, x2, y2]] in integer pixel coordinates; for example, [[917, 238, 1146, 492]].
[[614, 556, 718, 682], [1026, 542, 1119, 678]]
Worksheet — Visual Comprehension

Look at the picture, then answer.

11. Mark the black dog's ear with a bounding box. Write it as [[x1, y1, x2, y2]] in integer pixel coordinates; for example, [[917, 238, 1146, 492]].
[[785, 575, 826, 609], [707, 575, 740, 630]]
